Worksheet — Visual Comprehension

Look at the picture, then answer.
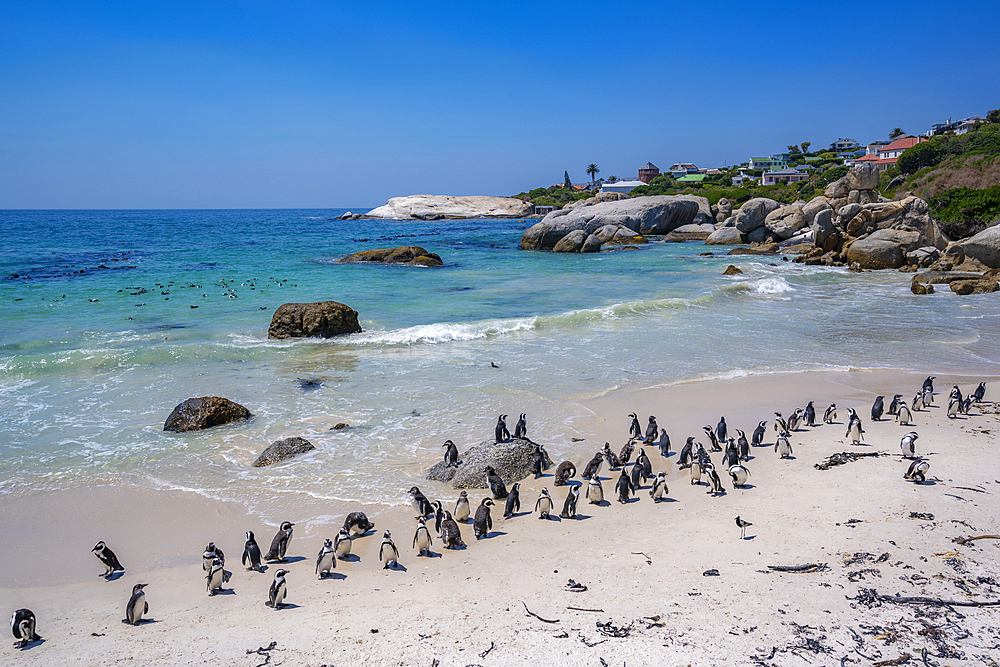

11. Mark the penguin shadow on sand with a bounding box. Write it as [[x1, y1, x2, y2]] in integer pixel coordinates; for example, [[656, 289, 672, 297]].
[[266, 601, 301, 610], [121, 618, 157, 626], [271, 555, 307, 564], [318, 571, 348, 580], [103, 571, 125, 582], [15, 639, 44, 652]]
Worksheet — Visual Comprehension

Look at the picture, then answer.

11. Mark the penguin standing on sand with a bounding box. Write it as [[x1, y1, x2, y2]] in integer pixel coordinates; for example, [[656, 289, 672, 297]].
[[412, 518, 433, 557], [554, 461, 576, 486], [948, 396, 961, 418], [923, 376, 936, 393], [923, 384, 934, 407], [582, 452, 603, 480], [896, 402, 912, 425], [560, 485, 580, 518], [824, 404, 837, 424], [735, 429, 750, 461], [887, 395, 902, 416], [649, 472, 668, 501], [503, 482, 521, 519], [615, 468, 635, 504], [207, 556, 231, 593], [690, 456, 702, 485], [904, 459, 930, 483], [637, 448, 652, 479], [602, 442, 623, 469], [972, 382, 987, 403], [644, 416, 658, 444], [10, 609, 41, 648], [343, 512, 375, 537], [454, 491, 471, 523], [334, 527, 353, 560], [658, 429, 671, 457], [92, 541, 125, 578], [315, 539, 336, 578], [751, 421, 767, 447], [706, 465, 725, 495], [786, 408, 802, 432], [678, 437, 695, 467], [629, 459, 644, 490], [379, 531, 400, 569], [728, 463, 751, 488], [202, 542, 224, 572], [125, 583, 148, 625], [442, 440, 459, 467], [431, 500, 444, 534], [474, 498, 494, 539], [775, 434, 793, 459], [484, 466, 508, 500], [900, 431, 918, 458], [586, 476, 604, 504], [628, 413, 642, 440], [804, 401, 816, 427], [408, 486, 433, 517], [495, 415, 510, 443], [514, 413, 527, 440], [619, 440, 635, 466], [534, 488, 555, 519], [242, 531, 263, 572], [871, 396, 885, 421], [721, 439, 739, 468], [846, 409, 864, 444], [264, 521, 294, 562], [267, 569, 289, 608], [773, 413, 790, 436], [912, 390, 924, 412], [716, 417, 728, 445], [703, 425, 721, 451], [440, 511, 466, 549]]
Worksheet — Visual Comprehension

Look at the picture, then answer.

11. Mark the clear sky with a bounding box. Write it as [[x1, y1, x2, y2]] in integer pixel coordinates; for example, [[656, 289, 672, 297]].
[[2, 1, 998, 209]]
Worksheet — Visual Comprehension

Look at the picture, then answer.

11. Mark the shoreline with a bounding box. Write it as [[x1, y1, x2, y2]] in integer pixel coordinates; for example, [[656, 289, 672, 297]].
[[4, 368, 999, 664]]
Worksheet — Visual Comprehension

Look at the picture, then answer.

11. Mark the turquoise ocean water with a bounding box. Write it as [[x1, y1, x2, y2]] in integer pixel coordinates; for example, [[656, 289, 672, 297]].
[[2, 209, 999, 518]]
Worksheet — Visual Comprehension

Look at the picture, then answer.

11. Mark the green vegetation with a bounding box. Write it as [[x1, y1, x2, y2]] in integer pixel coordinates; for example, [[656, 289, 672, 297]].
[[927, 185, 1000, 236], [890, 127, 905, 139], [816, 165, 849, 187], [513, 185, 595, 208], [897, 124, 1000, 174], [586, 164, 600, 182], [564, 171, 572, 188]]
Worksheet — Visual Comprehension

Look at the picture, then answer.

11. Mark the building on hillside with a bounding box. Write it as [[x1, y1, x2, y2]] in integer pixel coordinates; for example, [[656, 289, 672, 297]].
[[638, 162, 660, 183], [600, 179, 647, 194], [668, 162, 699, 177], [732, 173, 755, 186], [866, 140, 891, 155], [926, 116, 983, 136], [829, 138, 861, 151], [534, 205, 559, 215], [675, 174, 707, 184], [955, 117, 983, 134], [852, 136, 928, 171], [761, 168, 809, 186], [747, 156, 788, 171]]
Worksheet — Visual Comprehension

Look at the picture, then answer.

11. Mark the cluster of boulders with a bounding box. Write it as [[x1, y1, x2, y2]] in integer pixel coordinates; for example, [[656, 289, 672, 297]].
[[337, 245, 443, 266], [425, 438, 553, 489]]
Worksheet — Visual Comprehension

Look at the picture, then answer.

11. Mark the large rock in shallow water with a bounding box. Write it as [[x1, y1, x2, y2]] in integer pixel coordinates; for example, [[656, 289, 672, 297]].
[[734, 198, 780, 233], [338, 246, 443, 266], [845, 229, 921, 269], [164, 397, 252, 432], [705, 227, 746, 245], [520, 195, 711, 250], [253, 437, 315, 467], [268, 301, 362, 339], [363, 195, 531, 220], [958, 225, 1000, 269], [426, 438, 553, 488], [764, 205, 807, 239]]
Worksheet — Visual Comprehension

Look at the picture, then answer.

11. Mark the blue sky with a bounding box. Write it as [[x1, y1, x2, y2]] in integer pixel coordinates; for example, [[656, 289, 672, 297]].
[[2, 1, 998, 208]]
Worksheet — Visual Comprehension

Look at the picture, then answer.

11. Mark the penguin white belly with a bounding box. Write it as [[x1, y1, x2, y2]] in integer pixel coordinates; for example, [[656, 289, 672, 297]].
[[587, 483, 603, 503], [382, 546, 398, 566], [335, 539, 351, 559], [272, 583, 286, 607], [415, 531, 431, 553], [127, 594, 145, 624], [317, 553, 334, 576], [690, 463, 701, 484], [729, 465, 749, 486], [455, 501, 470, 523], [537, 498, 553, 517]]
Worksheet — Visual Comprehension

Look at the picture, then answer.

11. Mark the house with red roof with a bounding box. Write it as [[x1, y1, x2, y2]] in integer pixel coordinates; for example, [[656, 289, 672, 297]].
[[853, 136, 927, 171]]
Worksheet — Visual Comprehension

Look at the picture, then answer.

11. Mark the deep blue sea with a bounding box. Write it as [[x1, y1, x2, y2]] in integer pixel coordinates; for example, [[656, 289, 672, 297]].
[[3, 209, 999, 518]]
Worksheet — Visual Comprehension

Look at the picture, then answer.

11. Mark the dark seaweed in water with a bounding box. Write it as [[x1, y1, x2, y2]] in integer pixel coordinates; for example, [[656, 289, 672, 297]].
[[297, 378, 323, 390]]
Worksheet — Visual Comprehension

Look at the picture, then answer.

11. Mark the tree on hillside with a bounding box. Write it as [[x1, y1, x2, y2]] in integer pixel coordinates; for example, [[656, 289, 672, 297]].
[[586, 164, 600, 182], [787, 144, 800, 153], [801, 141, 811, 153], [889, 128, 905, 139], [987, 108, 1000, 124], [564, 171, 572, 188]]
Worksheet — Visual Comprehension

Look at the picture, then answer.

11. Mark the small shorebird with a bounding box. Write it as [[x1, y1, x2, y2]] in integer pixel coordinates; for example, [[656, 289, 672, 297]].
[[735, 516, 752, 539]]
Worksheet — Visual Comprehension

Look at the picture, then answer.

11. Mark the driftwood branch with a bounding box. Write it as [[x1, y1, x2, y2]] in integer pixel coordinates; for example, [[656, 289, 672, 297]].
[[768, 563, 829, 572], [876, 592, 1000, 607], [567, 606, 605, 612], [955, 534, 1000, 545], [521, 601, 559, 623], [631, 551, 652, 564], [246, 641, 279, 667], [479, 641, 496, 659], [873, 654, 911, 666]]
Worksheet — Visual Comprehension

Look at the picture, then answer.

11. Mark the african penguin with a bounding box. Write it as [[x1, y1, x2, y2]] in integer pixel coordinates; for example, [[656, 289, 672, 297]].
[[554, 461, 577, 486], [871, 396, 885, 421], [267, 569, 289, 608], [887, 394, 902, 416], [896, 403, 912, 425], [845, 409, 864, 444], [912, 391, 924, 412], [658, 429, 671, 457], [379, 531, 400, 569], [484, 466, 508, 499], [690, 459, 702, 485], [10, 609, 41, 648], [495, 414, 510, 443], [716, 417, 728, 445], [904, 459, 930, 483], [408, 486, 433, 517], [514, 413, 527, 440], [619, 440, 635, 466], [678, 437, 695, 467], [586, 476, 604, 504], [560, 485, 581, 518], [473, 498, 494, 539], [972, 382, 987, 402], [628, 412, 642, 440], [92, 541, 125, 578], [923, 385, 933, 406], [413, 518, 433, 557], [343, 512, 375, 537], [786, 408, 803, 432], [334, 527, 353, 560], [207, 556, 231, 594], [644, 416, 658, 444], [637, 448, 652, 479], [442, 440, 459, 467], [721, 439, 739, 468], [531, 445, 545, 479], [751, 421, 767, 446], [629, 460, 643, 490], [804, 401, 816, 426], [773, 413, 789, 436], [202, 542, 224, 572], [706, 465, 724, 495], [315, 539, 337, 577], [264, 521, 294, 562], [615, 468, 635, 504], [923, 376, 935, 393], [503, 482, 521, 519], [900, 431, 918, 458], [728, 463, 751, 488], [602, 442, 623, 469], [735, 429, 750, 461], [454, 491, 471, 523], [432, 500, 444, 534], [582, 452, 603, 480], [823, 404, 837, 424], [125, 583, 148, 625], [534, 488, 555, 519], [774, 434, 793, 459], [947, 397, 961, 419], [243, 531, 263, 572], [703, 425, 721, 451], [440, 511, 466, 549], [649, 472, 668, 501]]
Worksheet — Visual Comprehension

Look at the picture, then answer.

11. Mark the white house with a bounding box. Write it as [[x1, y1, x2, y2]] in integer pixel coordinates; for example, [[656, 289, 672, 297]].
[[601, 179, 647, 194], [829, 138, 861, 151], [747, 156, 788, 171], [761, 169, 809, 186]]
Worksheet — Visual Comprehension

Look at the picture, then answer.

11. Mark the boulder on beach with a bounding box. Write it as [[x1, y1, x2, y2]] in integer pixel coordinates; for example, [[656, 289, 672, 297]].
[[338, 246, 443, 266], [363, 195, 531, 220], [957, 224, 1000, 269], [164, 396, 253, 433], [425, 438, 553, 488], [705, 227, 746, 245], [764, 205, 807, 240], [519, 195, 712, 250], [253, 437, 315, 467], [268, 301, 362, 339], [845, 229, 922, 270], [733, 198, 781, 234]]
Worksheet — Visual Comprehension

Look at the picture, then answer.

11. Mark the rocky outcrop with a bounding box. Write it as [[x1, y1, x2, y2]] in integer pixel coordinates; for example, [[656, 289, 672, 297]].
[[715, 198, 733, 223], [338, 246, 443, 266], [845, 229, 922, 269], [764, 205, 807, 240], [957, 225, 1000, 269], [802, 196, 832, 226], [364, 195, 531, 220], [164, 397, 253, 433], [253, 437, 315, 467], [705, 227, 746, 245], [733, 198, 781, 234], [673, 223, 717, 234], [723, 265, 743, 275], [811, 209, 841, 252], [520, 195, 711, 250], [594, 224, 646, 245], [425, 438, 553, 488], [268, 301, 362, 339], [950, 277, 1000, 295]]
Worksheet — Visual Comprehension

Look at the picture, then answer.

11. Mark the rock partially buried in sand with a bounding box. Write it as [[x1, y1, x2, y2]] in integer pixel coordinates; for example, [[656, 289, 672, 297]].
[[268, 301, 362, 339], [164, 396, 253, 433], [337, 246, 443, 267], [253, 437, 315, 467], [426, 438, 553, 488]]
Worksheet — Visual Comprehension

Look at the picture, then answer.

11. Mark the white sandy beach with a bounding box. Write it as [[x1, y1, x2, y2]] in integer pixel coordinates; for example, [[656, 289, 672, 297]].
[[3, 369, 999, 666]]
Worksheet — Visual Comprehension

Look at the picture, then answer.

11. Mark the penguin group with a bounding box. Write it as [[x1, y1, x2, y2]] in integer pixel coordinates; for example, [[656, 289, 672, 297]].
[[8, 381, 990, 649]]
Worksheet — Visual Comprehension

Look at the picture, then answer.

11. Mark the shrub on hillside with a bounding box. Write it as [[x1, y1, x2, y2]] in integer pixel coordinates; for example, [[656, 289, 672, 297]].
[[928, 185, 1000, 238]]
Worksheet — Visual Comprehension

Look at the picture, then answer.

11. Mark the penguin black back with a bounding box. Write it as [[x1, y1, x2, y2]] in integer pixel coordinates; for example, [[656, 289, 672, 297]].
[[242, 531, 263, 571], [473, 498, 494, 539], [514, 413, 527, 439], [554, 460, 576, 486], [484, 465, 508, 499], [504, 482, 521, 518]]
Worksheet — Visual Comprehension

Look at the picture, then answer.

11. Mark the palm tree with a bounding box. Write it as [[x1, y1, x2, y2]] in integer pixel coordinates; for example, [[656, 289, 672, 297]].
[[889, 128, 905, 139], [586, 164, 600, 183]]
